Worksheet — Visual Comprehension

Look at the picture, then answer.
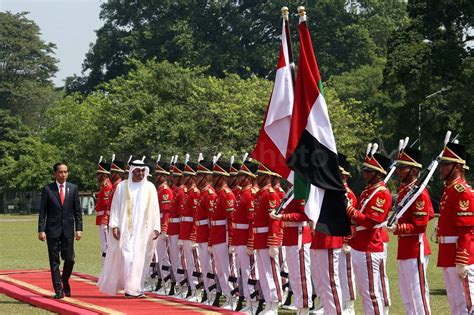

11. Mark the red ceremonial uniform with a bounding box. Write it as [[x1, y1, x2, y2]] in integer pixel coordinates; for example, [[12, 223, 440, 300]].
[[179, 184, 200, 240], [231, 184, 255, 246], [344, 182, 358, 242], [168, 185, 186, 236], [281, 198, 311, 246], [275, 184, 285, 201], [157, 181, 173, 234], [437, 177, 474, 267], [209, 184, 235, 245], [250, 184, 282, 250], [394, 180, 433, 259], [111, 178, 121, 201], [96, 178, 113, 225], [191, 184, 215, 243], [232, 186, 242, 204], [348, 181, 392, 252]]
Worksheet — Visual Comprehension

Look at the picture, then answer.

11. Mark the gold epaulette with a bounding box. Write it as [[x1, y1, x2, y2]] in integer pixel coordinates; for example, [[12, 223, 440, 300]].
[[193, 187, 199, 193], [208, 189, 214, 195], [269, 187, 275, 193], [454, 184, 466, 193], [224, 187, 231, 194], [102, 180, 108, 187]]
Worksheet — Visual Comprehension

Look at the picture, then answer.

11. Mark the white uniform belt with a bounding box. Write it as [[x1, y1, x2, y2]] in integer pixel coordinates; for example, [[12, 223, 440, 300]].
[[253, 227, 269, 233], [211, 219, 227, 226], [195, 219, 209, 226], [283, 222, 308, 228], [438, 236, 458, 244], [232, 223, 249, 229], [181, 216, 194, 222], [96, 211, 104, 216], [169, 218, 180, 223], [356, 223, 382, 232]]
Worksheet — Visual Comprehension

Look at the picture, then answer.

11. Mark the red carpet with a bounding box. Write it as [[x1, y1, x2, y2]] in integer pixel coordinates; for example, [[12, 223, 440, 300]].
[[0, 269, 239, 314]]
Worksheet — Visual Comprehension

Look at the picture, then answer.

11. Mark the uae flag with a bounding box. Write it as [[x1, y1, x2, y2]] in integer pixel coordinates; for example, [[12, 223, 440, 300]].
[[286, 14, 351, 236], [251, 18, 294, 180]]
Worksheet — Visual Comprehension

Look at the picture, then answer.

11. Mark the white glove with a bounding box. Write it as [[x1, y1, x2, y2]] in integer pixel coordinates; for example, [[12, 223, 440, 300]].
[[229, 246, 236, 254], [178, 240, 184, 248], [342, 243, 352, 254], [456, 264, 469, 278], [381, 221, 396, 233], [269, 210, 282, 220], [268, 246, 279, 258], [191, 241, 198, 248], [161, 232, 169, 240], [247, 247, 255, 256], [208, 246, 213, 255]]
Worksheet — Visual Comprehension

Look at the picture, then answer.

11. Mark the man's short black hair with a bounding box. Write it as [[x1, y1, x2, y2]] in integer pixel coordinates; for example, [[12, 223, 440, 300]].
[[53, 162, 68, 173]]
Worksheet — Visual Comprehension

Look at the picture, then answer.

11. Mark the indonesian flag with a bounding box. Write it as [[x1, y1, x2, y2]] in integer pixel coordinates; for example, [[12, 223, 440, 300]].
[[286, 15, 350, 236], [251, 18, 294, 180]]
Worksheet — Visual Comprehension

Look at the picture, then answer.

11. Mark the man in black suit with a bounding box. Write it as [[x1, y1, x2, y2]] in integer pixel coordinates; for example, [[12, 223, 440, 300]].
[[38, 162, 83, 299]]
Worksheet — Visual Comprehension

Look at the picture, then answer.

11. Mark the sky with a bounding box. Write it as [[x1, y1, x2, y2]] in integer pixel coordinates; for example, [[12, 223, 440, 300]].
[[1, 0, 103, 86]]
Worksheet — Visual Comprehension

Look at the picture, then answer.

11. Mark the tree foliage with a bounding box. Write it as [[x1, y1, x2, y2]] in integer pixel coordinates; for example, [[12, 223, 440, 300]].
[[0, 12, 60, 127]]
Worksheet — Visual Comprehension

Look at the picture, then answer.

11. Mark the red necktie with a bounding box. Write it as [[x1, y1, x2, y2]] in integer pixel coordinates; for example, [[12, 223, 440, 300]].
[[59, 184, 65, 205]]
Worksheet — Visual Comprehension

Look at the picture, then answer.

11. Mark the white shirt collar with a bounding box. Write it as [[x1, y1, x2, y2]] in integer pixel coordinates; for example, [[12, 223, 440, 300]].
[[56, 181, 66, 191]]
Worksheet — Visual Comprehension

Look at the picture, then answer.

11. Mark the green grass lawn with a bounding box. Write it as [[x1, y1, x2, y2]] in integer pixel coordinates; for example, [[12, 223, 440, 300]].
[[0, 214, 450, 314]]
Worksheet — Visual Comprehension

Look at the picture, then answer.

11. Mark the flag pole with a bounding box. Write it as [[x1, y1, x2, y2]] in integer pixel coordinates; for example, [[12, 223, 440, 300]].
[[281, 7, 296, 88]]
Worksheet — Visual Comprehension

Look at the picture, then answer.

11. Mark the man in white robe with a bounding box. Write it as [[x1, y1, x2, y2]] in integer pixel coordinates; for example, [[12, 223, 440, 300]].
[[98, 160, 160, 297]]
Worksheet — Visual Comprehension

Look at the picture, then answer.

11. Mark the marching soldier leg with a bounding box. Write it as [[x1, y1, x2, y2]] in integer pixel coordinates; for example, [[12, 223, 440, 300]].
[[443, 266, 474, 315], [155, 234, 171, 290], [183, 240, 198, 291], [379, 243, 391, 310], [197, 242, 213, 296], [256, 248, 282, 313], [398, 257, 431, 314], [98, 225, 108, 260], [235, 245, 253, 302], [352, 249, 385, 315], [339, 250, 356, 313], [314, 248, 343, 314], [168, 235, 185, 292], [212, 242, 234, 307], [285, 244, 312, 310]]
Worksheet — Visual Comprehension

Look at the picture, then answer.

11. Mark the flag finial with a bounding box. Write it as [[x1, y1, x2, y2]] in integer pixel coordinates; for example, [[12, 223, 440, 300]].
[[281, 7, 289, 20]]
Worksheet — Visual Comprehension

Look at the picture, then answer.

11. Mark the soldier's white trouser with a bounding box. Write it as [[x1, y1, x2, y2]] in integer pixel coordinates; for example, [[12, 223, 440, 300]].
[[285, 244, 312, 309], [168, 235, 185, 284], [235, 245, 257, 301], [352, 249, 386, 315], [312, 248, 343, 315], [339, 250, 356, 302], [182, 240, 198, 289], [398, 256, 431, 315], [379, 242, 391, 307], [278, 246, 289, 290], [196, 242, 214, 293], [212, 242, 233, 298], [256, 248, 283, 303], [155, 234, 170, 280], [98, 225, 108, 256], [443, 266, 474, 315]]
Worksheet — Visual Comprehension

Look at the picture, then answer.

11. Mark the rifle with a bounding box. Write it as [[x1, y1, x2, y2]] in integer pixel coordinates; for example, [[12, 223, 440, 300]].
[[384, 137, 408, 184], [273, 186, 294, 215], [387, 131, 452, 226]]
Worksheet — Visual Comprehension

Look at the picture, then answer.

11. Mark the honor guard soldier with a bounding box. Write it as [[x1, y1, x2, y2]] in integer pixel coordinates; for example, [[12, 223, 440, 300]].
[[271, 196, 312, 315], [168, 161, 187, 297], [153, 157, 173, 294], [437, 142, 474, 315], [382, 146, 433, 314], [230, 160, 259, 313], [346, 147, 392, 315], [110, 157, 125, 198], [179, 158, 201, 301], [251, 162, 283, 314], [228, 157, 242, 202], [210, 159, 237, 310], [338, 154, 357, 315], [194, 158, 218, 304], [95, 160, 113, 261]]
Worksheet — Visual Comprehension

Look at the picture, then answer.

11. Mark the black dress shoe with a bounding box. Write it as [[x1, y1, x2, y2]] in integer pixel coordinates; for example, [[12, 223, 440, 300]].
[[53, 291, 64, 299], [62, 280, 71, 297]]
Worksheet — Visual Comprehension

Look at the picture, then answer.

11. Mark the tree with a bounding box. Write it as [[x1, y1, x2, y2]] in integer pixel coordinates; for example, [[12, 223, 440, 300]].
[[0, 109, 59, 192], [0, 12, 60, 127]]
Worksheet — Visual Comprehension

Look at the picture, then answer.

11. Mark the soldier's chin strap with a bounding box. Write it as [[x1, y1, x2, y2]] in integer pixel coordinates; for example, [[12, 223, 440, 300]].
[[368, 172, 379, 185], [401, 167, 414, 184], [197, 175, 205, 188], [444, 163, 457, 182]]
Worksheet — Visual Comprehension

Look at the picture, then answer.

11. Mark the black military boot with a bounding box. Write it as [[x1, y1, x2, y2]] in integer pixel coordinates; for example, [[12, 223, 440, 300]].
[[212, 291, 222, 307], [235, 295, 245, 311], [168, 281, 176, 296]]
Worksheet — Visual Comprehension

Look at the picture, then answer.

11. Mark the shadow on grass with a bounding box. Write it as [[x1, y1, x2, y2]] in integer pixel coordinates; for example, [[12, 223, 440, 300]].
[[0, 300, 26, 304], [430, 288, 447, 296]]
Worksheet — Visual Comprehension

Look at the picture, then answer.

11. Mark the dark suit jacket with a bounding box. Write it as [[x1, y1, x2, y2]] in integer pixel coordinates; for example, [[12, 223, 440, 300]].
[[38, 182, 83, 238]]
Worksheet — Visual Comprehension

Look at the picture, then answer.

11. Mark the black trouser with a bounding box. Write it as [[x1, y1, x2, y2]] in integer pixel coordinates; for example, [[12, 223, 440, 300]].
[[47, 233, 75, 293]]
